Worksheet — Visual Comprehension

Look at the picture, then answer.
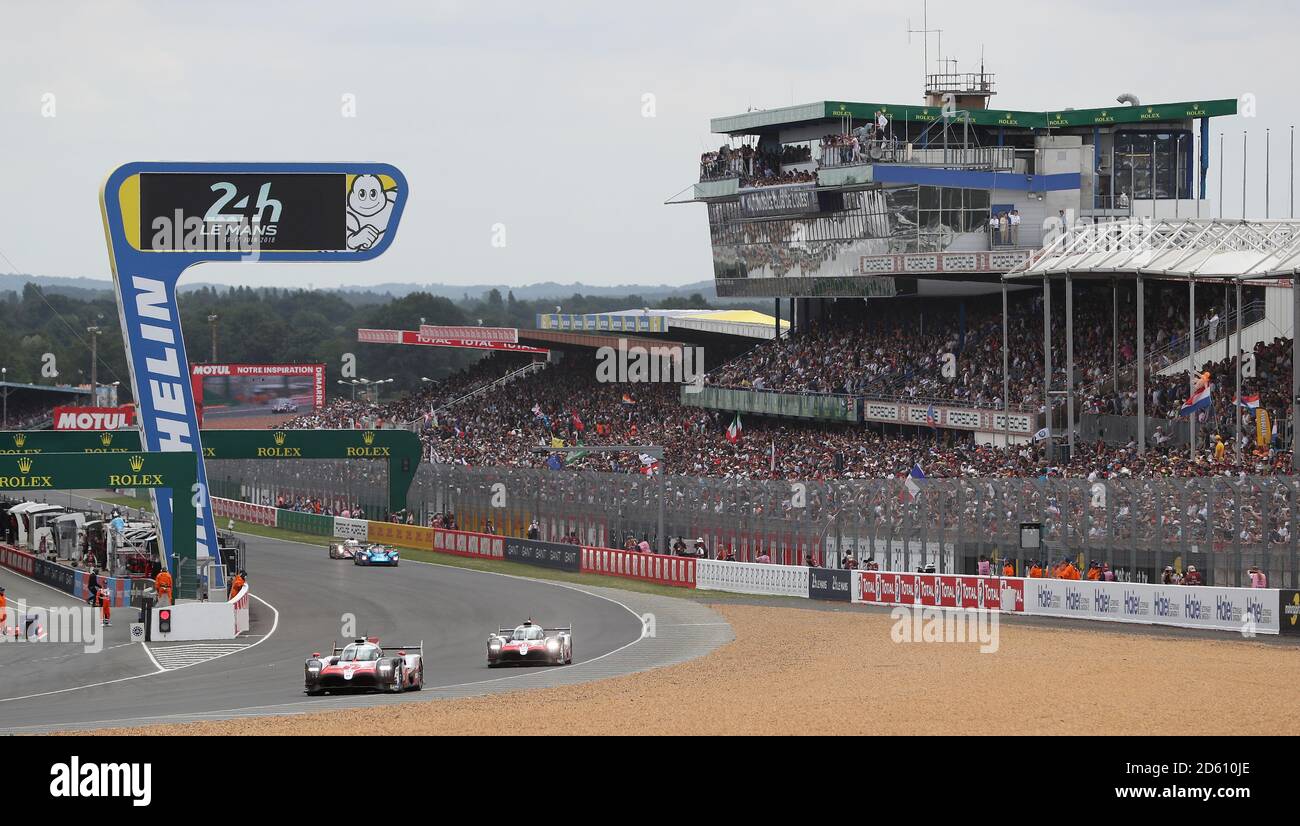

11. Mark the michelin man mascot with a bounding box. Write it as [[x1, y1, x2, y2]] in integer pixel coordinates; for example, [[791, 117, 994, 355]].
[[346, 174, 397, 251]]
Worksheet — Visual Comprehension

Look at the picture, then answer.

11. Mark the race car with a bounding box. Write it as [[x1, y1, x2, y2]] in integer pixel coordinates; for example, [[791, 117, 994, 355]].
[[270, 398, 298, 413], [304, 637, 424, 695], [327, 538, 361, 559], [486, 619, 572, 667], [354, 544, 399, 566]]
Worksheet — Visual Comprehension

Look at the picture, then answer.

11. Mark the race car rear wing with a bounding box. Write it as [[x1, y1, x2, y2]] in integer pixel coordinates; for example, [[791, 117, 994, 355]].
[[387, 641, 424, 654], [495, 625, 572, 636]]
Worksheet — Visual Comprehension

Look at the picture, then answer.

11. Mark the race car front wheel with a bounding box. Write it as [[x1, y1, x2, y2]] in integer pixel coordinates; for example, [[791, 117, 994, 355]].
[[388, 663, 405, 693]]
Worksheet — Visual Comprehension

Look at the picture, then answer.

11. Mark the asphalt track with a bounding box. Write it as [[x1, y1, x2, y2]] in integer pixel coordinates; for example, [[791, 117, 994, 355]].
[[0, 491, 724, 733]]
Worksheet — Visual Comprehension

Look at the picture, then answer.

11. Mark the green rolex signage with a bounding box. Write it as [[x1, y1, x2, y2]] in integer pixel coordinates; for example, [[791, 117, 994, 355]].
[[0, 429, 422, 513], [821, 98, 1235, 130], [0, 451, 198, 596]]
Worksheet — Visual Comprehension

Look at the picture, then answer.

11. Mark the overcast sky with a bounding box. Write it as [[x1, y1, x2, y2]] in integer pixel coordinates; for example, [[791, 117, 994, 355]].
[[0, 1, 1293, 290]]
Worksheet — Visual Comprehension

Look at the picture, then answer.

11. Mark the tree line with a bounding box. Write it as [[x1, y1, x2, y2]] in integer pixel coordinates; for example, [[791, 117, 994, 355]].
[[0, 283, 715, 400]]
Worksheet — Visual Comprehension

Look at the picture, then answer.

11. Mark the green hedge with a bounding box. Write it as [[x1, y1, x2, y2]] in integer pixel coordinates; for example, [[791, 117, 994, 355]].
[[275, 509, 334, 536]]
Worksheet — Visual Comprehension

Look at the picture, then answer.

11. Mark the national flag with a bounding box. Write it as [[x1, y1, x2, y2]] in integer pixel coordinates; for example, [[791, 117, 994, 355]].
[[899, 463, 926, 501], [1236, 393, 1260, 410], [1179, 382, 1213, 417], [926, 404, 939, 429], [639, 453, 660, 475], [725, 413, 742, 444], [621, 393, 636, 405], [571, 410, 585, 432]]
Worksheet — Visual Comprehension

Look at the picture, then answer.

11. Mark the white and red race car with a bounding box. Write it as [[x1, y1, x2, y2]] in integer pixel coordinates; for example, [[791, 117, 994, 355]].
[[486, 620, 572, 667], [304, 637, 424, 695], [328, 539, 362, 559]]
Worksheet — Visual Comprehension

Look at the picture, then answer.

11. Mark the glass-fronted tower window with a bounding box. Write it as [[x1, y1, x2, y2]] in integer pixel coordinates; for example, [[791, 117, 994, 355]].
[[1113, 130, 1193, 200]]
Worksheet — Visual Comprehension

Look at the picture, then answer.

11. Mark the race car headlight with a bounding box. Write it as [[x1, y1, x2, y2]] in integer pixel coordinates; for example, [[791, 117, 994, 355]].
[[488, 641, 502, 650], [546, 639, 560, 650]]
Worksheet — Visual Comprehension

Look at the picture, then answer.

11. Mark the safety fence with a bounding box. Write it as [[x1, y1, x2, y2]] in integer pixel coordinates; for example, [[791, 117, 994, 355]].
[[208, 496, 1300, 638], [206, 463, 1300, 589]]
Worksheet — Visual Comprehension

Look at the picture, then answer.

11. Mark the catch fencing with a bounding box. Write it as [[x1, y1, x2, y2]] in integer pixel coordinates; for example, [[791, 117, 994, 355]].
[[207, 460, 1300, 588]]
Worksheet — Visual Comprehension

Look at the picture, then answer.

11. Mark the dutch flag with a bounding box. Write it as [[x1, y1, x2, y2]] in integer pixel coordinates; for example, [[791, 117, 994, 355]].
[[1236, 393, 1260, 410], [1179, 382, 1213, 417]]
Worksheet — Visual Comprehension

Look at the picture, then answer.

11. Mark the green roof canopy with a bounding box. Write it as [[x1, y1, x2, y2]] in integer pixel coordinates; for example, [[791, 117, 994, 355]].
[[711, 98, 1236, 134]]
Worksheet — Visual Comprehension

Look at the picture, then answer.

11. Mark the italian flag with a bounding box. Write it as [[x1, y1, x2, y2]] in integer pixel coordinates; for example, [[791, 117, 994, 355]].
[[725, 413, 743, 444]]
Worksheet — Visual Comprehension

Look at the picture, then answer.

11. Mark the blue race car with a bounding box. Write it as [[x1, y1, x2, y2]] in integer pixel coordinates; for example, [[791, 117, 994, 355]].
[[354, 544, 400, 566]]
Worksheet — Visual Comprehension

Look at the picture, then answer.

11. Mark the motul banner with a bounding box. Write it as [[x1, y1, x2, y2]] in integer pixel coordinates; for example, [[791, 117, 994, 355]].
[[419, 324, 518, 343], [53, 406, 135, 431], [357, 328, 548, 354]]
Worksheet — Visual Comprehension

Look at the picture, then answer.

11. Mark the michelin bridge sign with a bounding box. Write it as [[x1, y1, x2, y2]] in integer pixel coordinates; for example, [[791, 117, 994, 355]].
[[100, 162, 408, 580]]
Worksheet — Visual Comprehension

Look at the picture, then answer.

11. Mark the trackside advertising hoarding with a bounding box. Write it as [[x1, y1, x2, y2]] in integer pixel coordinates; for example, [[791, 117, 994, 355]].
[[52, 405, 135, 431], [852, 571, 1025, 612], [190, 363, 326, 423], [503, 537, 581, 572], [333, 517, 368, 541], [357, 328, 549, 354], [808, 568, 852, 601], [1021, 578, 1280, 634]]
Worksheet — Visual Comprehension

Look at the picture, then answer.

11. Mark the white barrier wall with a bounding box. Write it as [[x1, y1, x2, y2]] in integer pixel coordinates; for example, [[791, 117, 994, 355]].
[[1021, 578, 1280, 635], [231, 585, 250, 635], [333, 517, 369, 541], [696, 559, 809, 598], [151, 600, 238, 641]]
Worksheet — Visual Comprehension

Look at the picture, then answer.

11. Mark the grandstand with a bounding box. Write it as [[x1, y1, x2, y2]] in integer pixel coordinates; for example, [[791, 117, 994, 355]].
[[246, 67, 1299, 586]]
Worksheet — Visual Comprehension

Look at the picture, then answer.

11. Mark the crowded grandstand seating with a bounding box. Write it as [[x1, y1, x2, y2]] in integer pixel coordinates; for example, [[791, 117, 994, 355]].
[[278, 346, 1293, 480], [278, 352, 533, 429]]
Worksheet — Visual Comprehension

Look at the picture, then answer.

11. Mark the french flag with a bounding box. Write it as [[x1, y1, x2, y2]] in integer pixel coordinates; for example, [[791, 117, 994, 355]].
[[1236, 393, 1260, 410], [1179, 383, 1213, 417], [900, 463, 927, 501]]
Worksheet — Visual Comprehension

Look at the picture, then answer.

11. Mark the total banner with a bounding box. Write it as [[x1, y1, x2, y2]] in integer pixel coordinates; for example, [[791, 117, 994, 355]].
[[356, 329, 549, 354], [852, 571, 1025, 612], [332, 517, 369, 541], [503, 537, 581, 572], [1021, 578, 1280, 634]]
